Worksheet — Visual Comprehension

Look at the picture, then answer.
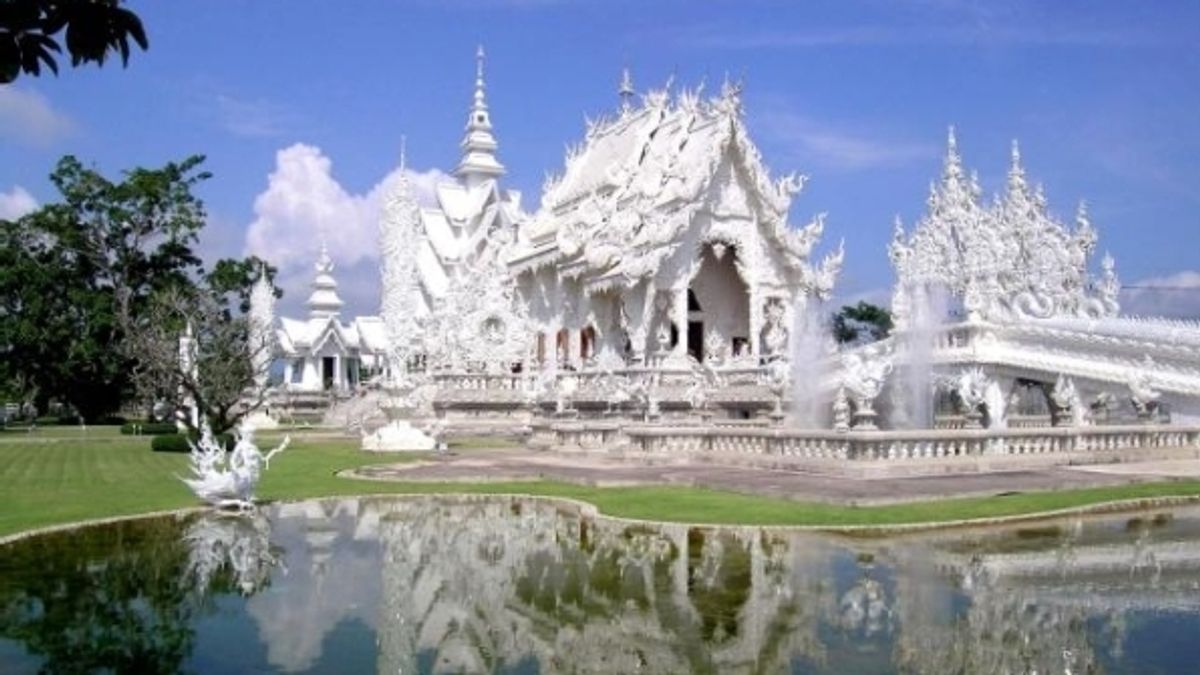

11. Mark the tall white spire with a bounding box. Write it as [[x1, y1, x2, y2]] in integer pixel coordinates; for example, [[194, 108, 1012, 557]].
[[618, 66, 635, 115], [454, 45, 505, 187], [307, 243, 344, 319], [248, 263, 276, 389]]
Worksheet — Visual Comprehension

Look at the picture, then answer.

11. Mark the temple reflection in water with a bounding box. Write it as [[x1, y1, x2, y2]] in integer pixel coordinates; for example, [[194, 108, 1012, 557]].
[[4, 497, 1200, 673], [253, 497, 1200, 674]]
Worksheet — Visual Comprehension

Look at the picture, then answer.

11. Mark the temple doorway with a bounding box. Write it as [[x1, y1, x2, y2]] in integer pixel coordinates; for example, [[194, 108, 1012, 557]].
[[689, 244, 750, 360], [321, 357, 335, 390], [688, 321, 704, 362]]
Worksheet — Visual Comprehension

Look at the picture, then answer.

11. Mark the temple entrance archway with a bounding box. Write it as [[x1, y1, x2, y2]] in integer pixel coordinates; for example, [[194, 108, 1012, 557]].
[[689, 244, 750, 361]]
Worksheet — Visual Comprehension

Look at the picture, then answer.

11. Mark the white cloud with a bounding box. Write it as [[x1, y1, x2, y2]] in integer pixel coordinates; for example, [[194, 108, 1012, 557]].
[[1121, 270, 1200, 319], [0, 86, 74, 145], [243, 143, 448, 316], [0, 185, 37, 220], [215, 94, 296, 138], [757, 111, 936, 171]]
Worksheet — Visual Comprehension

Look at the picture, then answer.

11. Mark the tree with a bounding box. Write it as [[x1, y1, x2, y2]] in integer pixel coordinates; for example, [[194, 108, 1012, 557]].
[[124, 285, 276, 435], [205, 256, 280, 315], [0, 154, 276, 423], [832, 302, 893, 345], [1, 155, 209, 420], [0, 0, 148, 83]]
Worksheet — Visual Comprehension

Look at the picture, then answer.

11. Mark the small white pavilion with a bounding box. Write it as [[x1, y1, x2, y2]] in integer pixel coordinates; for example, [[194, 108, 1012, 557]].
[[276, 246, 388, 392]]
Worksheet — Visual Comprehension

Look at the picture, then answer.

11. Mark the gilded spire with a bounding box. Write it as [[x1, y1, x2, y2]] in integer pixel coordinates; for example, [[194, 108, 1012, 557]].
[[454, 45, 505, 186]]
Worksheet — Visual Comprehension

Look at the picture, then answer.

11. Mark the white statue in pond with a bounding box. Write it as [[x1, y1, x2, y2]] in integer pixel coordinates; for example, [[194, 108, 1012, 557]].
[[183, 422, 290, 509]]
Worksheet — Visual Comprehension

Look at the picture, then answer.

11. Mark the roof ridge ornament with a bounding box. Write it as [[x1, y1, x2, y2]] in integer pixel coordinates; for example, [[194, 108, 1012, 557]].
[[618, 66, 635, 116]]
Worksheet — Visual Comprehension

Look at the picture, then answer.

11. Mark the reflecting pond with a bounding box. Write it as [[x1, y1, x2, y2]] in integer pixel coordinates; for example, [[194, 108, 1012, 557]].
[[4, 497, 1200, 674]]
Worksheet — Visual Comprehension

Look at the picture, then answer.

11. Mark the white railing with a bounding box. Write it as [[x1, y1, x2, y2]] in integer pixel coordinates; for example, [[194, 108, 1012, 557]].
[[552, 423, 1200, 463]]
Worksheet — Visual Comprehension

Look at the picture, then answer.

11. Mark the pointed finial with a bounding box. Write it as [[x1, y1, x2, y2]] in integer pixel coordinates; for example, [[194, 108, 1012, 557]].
[[618, 66, 635, 115], [947, 125, 957, 152], [316, 240, 332, 273], [1011, 138, 1021, 166], [476, 44, 485, 83], [399, 135, 407, 171]]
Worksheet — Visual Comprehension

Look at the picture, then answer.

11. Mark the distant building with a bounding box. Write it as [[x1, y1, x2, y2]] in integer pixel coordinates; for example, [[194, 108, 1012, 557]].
[[275, 246, 387, 392]]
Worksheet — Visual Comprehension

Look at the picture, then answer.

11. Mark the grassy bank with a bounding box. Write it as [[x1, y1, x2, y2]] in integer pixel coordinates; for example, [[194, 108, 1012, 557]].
[[3, 428, 1200, 538]]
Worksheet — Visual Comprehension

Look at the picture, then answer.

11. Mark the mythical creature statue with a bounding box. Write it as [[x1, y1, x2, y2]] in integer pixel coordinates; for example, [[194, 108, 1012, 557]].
[[1128, 356, 1161, 421], [832, 386, 851, 432], [182, 422, 290, 509], [1051, 374, 1085, 427], [841, 345, 894, 429], [955, 368, 991, 428]]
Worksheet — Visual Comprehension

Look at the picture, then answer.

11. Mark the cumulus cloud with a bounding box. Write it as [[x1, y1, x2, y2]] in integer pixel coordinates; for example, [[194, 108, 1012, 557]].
[[0, 86, 74, 145], [0, 185, 37, 220], [1121, 270, 1200, 319], [243, 143, 448, 316]]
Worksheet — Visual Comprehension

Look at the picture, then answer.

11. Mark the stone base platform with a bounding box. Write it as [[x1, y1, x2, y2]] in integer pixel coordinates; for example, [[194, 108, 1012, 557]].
[[348, 448, 1200, 507]]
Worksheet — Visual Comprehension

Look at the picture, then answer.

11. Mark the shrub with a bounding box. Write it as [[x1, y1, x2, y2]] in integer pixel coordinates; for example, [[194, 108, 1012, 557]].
[[120, 422, 178, 436], [151, 432, 235, 453]]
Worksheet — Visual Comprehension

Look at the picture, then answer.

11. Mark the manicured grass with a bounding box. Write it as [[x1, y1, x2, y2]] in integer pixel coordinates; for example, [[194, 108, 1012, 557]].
[[2, 427, 1200, 538]]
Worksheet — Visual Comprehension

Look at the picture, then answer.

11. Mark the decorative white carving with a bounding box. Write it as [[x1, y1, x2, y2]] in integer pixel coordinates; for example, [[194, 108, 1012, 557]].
[[890, 131, 1118, 326], [1128, 355, 1161, 421], [955, 367, 991, 428], [1051, 374, 1085, 427], [182, 422, 290, 509], [832, 386, 851, 433], [842, 344, 894, 429], [248, 265, 275, 391]]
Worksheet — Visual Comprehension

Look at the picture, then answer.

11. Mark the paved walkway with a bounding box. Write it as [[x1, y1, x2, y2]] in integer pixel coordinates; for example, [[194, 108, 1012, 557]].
[[349, 450, 1200, 506]]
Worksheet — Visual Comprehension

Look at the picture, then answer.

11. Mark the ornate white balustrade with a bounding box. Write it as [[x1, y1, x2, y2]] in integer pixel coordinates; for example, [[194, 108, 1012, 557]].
[[552, 423, 1200, 464]]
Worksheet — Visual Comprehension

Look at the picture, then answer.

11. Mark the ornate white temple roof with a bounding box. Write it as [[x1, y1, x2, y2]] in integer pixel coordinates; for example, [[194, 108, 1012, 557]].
[[509, 75, 835, 292]]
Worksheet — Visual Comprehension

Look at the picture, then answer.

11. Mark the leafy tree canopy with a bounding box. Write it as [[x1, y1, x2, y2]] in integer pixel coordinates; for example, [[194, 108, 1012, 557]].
[[0, 0, 148, 83], [1, 155, 280, 423], [832, 301, 893, 345]]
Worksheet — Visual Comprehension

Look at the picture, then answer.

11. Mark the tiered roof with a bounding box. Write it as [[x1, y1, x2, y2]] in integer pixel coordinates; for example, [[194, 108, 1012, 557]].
[[509, 76, 836, 294]]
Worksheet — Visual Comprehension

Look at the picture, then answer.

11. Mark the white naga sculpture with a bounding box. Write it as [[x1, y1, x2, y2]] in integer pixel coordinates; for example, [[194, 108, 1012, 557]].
[[841, 345, 894, 430], [182, 423, 290, 509]]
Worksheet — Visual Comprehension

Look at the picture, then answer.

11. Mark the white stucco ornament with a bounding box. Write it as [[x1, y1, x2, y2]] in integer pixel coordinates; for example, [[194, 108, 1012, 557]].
[[182, 422, 290, 509], [841, 345, 893, 429], [890, 131, 1118, 327]]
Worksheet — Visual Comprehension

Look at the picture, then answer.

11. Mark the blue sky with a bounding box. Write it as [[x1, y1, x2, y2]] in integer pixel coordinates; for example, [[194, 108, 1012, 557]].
[[2, 0, 1198, 318]]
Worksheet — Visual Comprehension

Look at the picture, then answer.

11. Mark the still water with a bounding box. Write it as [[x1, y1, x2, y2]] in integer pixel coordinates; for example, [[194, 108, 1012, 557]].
[[3, 496, 1200, 674]]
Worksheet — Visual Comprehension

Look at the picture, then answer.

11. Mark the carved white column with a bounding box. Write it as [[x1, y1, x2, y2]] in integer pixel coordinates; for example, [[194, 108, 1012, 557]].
[[567, 329, 582, 370], [673, 285, 689, 361]]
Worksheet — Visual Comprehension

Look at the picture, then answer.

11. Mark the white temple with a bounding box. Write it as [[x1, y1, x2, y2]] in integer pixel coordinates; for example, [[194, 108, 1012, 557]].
[[256, 47, 1200, 466], [276, 245, 387, 393], [508, 72, 842, 369]]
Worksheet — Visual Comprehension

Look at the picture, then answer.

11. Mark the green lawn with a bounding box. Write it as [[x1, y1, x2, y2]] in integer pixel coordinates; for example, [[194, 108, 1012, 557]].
[[3, 427, 1200, 538]]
